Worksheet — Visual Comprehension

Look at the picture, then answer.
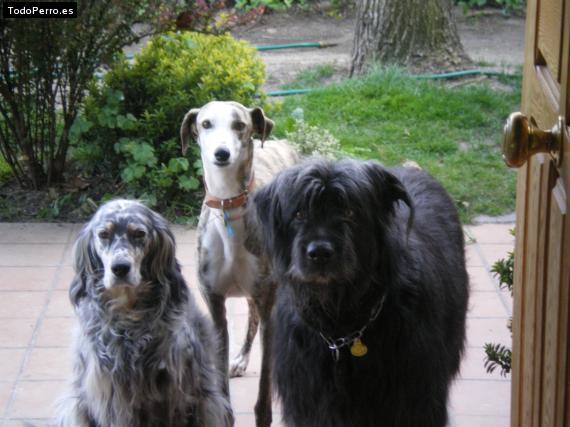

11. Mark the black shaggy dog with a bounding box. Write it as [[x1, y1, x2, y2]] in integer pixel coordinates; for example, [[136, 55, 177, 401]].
[[246, 159, 469, 427]]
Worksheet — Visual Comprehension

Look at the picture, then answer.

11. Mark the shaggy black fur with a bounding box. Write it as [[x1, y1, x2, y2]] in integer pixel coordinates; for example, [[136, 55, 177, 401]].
[[247, 159, 469, 427]]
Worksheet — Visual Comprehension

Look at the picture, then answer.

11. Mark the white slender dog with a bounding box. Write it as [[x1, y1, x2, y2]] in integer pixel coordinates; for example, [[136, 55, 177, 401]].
[[181, 101, 298, 427]]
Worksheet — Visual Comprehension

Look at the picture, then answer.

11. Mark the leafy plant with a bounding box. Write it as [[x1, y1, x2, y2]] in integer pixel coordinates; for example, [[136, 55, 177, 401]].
[[74, 32, 265, 217], [236, 0, 300, 11], [0, 0, 179, 189], [484, 343, 512, 376], [484, 235, 515, 377], [284, 110, 342, 159]]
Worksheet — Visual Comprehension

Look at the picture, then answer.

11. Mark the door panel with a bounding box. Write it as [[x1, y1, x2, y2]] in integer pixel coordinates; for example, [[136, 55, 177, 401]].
[[537, 0, 563, 80], [509, 0, 569, 425]]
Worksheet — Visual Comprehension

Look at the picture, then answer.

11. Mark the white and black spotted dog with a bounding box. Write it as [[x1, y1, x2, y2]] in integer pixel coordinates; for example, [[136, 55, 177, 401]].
[[55, 199, 232, 427], [180, 101, 299, 427]]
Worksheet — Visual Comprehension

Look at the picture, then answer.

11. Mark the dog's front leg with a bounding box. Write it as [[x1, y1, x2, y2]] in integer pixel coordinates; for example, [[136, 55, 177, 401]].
[[254, 286, 275, 427], [207, 293, 230, 398], [230, 298, 260, 377], [54, 395, 96, 427]]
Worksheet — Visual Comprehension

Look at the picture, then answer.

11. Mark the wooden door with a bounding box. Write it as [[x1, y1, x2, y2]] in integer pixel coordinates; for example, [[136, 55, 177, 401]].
[[505, 0, 570, 425]]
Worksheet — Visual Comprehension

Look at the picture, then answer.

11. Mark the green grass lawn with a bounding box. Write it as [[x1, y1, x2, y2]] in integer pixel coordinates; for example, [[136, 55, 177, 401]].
[[271, 67, 521, 223]]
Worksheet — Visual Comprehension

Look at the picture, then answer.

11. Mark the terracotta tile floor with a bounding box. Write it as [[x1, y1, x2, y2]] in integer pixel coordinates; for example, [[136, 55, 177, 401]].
[[0, 223, 514, 427]]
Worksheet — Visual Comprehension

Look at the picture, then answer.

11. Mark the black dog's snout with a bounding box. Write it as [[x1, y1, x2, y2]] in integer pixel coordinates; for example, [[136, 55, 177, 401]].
[[111, 262, 131, 278], [214, 148, 230, 163], [306, 241, 334, 264]]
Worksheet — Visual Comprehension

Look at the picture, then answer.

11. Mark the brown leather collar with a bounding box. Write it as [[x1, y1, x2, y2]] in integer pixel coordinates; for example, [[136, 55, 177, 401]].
[[204, 172, 255, 210]]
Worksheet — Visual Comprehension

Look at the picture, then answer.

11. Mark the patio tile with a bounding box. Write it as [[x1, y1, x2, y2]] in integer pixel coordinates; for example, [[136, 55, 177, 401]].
[[0, 292, 47, 319], [0, 381, 14, 418], [477, 244, 513, 268], [0, 223, 72, 244], [177, 244, 198, 267], [466, 317, 512, 348], [54, 267, 74, 290], [0, 349, 26, 381], [7, 380, 66, 419], [21, 348, 72, 381], [459, 346, 511, 381], [465, 245, 484, 267], [0, 267, 58, 292], [467, 224, 515, 245], [0, 245, 66, 267], [454, 414, 510, 427], [3, 420, 50, 427], [449, 379, 511, 416], [171, 225, 198, 244], [468, 266, 496, 292], [35, 317, 74, 348], [0, 319, 36, 348], [45, 291, 73, 318], [468, 291, 510, 318], [227, 298, 250, 316], [229, 376, 281, 414], [235, 413, 285, 427]]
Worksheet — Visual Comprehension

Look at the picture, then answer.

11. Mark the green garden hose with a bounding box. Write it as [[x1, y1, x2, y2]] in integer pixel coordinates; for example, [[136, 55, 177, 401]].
[[255, 42, 338, 51], [265, 69, 510, 97]]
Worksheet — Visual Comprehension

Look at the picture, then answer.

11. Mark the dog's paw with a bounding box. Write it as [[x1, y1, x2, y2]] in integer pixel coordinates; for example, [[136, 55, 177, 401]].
[[229, 354, 249, 377]]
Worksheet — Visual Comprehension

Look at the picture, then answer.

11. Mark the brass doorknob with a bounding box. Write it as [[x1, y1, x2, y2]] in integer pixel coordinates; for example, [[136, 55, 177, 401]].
[[502, 112, 562, 168]]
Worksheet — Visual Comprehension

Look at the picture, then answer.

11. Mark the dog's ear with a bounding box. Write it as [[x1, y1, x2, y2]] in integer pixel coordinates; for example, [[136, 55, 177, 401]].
[[364, 162, 414, 230], [244, 203, 263, 257], [146, 210, 177, 280], [246, 180, 281, 257], [180, 108, 200, 155], [70, 225, 101, 306], [249, 107, 274, 144], [145, 210, 189, 304]]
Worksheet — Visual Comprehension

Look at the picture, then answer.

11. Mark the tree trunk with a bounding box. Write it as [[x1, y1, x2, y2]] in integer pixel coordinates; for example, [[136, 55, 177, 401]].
[[350, 0, 471, 76]]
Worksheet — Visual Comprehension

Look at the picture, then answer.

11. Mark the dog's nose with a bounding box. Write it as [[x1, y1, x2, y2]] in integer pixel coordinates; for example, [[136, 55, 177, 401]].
[[111, 262, 131, 278], [214, 148, 230, 163], [306, 241, 334, 264]]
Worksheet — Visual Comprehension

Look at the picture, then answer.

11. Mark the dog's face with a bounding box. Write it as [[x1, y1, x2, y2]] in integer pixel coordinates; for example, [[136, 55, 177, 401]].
[[71, 200, 178, 305], [180, 101, 273, 169], [248, 159, 413, 298], [93, 205, 151, 289]]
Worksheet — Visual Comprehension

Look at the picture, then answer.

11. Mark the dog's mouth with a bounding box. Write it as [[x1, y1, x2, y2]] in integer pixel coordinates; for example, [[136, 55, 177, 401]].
[[214, 160, 230, 167], [287, 264, 337, 286]]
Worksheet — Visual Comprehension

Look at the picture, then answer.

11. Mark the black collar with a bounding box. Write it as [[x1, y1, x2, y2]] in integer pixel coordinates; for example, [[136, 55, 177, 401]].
[[318, 294, 386, 362]]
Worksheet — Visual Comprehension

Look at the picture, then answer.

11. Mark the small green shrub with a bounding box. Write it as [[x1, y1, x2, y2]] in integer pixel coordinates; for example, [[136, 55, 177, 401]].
[[484, 234, 515, 377], [74, 32, 265, 218], [284, 110, 342, 159], [236, 0, 300, 11], [0, 156, 12, 185]]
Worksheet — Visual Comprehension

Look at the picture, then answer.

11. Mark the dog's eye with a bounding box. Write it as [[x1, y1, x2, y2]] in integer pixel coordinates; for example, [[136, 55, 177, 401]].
[[295, 210, 305, 221], [345, 209, 354, 218], [132, 230, 146, 239], [98, 230, 110, 239], [202, 120, 212, 129], [233, 121, 246, 131]]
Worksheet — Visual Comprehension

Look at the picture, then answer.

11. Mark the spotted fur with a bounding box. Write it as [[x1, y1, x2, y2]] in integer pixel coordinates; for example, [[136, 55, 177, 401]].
[[55, 200, 233, 427]]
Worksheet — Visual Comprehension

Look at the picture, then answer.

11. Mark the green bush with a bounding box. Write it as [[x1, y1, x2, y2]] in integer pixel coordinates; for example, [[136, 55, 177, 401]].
[[73, 32, 265, 219], [0, 156, 11, 184], [0, 0, 177, 189]]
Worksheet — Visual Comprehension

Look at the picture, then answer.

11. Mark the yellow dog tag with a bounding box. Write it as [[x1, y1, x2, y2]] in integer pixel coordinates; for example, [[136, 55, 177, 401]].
[[350, 338, 368, 357]]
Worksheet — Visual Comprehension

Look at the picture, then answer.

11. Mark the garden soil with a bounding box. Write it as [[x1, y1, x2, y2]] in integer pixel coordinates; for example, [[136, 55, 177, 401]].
[[231, 8, 525, 92]]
